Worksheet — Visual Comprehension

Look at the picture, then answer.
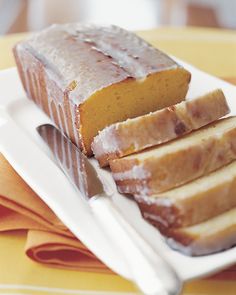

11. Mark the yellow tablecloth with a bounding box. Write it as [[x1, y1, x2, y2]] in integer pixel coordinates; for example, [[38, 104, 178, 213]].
[[0, 26, 236, 295]]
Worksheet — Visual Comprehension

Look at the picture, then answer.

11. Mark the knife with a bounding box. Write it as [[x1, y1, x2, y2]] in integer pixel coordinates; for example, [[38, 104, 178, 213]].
[[37, 123, 182, 295]]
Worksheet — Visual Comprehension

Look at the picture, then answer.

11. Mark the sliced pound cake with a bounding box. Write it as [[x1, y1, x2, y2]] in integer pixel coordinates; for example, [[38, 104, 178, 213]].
[[165, 207, 236, 256], [135, 161, 236, 229], [110, 117, 236, 195], [14, 23, 191, 155], [92, 89, 229, 166]]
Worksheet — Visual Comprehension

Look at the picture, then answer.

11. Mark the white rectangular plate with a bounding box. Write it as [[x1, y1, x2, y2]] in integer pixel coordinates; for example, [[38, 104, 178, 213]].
[[0, 59, 236, 284]]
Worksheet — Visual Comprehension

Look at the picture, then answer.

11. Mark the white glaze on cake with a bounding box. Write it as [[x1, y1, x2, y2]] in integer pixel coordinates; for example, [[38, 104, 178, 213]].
[[21, 23, 179, 104], [92, 89, 229, 166]]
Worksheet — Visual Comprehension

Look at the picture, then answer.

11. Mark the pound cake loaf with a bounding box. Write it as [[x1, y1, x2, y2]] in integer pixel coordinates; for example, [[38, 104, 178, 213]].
[[13, 23, 191, 155], [92, 89, 229, 166], [165, 207, 236, 256], [136, 161, 236, 229], [110, 117, 236, 195]]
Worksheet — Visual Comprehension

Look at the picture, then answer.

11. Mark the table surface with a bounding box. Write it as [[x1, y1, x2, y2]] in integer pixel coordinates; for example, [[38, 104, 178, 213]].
[[0, 26, 236, 295]]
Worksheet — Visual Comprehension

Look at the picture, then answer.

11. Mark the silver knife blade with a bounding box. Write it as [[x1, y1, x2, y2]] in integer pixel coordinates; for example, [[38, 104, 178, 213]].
[[37, 124, 104, 199], [37, 123, 182, 295]]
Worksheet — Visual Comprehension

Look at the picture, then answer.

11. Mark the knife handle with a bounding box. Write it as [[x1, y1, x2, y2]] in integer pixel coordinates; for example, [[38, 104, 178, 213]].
[[90, 195, 182, 295]]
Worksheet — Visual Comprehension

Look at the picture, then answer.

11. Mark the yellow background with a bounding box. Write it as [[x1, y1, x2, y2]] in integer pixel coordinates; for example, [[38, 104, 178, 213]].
[[0, 27, 236, 295]]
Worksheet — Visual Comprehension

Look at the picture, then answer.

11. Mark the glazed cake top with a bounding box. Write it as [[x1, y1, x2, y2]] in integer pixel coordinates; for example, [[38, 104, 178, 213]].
[[17, 23, 179, 103]]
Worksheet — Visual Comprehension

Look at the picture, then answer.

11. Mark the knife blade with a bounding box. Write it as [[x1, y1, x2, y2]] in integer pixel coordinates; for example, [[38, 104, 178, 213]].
[[37, 123, 104, 199], [37, 123, 182, 295]]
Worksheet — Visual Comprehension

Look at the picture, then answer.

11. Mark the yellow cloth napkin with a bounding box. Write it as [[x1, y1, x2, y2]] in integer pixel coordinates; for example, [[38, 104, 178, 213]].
[[0, 153, 110, 273]]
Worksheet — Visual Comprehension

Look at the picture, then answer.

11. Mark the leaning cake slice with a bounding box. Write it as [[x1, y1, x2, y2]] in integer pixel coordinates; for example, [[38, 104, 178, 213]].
[[92, 89, 229, 166], [110, 117, 236, 195], [135, 160, 236, 229]]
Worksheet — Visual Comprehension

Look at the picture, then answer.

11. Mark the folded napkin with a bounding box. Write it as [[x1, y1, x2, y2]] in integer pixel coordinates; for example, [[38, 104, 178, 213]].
[[0, 153, 110, 273], [0, 77, 236, 276]]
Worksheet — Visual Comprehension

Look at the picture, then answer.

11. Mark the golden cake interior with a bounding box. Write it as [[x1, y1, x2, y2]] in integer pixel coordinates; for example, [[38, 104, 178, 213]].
[[79, 68, 190, 154]]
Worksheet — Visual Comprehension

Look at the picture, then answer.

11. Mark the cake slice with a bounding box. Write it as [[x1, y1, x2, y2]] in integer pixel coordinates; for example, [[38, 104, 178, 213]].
[[13, 23, 191, 155], [110, 117, 236, 195], [135, 161, 236, 229], [92, 89, 229, 167], [165, 207, 236, 256]]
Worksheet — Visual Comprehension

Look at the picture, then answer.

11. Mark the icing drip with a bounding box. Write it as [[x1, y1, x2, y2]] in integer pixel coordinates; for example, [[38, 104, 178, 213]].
[[112, 164, 151, 181], [93, 124, 121, 156], [143, 212, 170, 228], [135, 194, 173, 207], [166, 238, 193, 256]]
